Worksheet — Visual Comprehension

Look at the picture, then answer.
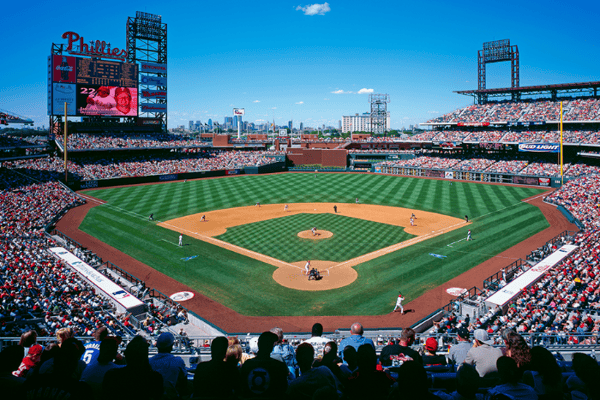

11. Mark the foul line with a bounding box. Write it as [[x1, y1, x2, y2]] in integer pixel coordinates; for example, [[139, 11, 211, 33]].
[[447, 238, 466, 248], [158, 239, 180, 247]]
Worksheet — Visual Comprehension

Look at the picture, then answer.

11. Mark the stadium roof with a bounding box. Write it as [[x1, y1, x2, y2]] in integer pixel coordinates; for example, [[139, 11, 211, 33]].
[[455, 81, 600, 97]]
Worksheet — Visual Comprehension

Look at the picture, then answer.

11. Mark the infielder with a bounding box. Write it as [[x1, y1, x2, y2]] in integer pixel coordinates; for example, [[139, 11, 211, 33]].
[[394, 292, 405, 314], [178, 234, 183, 246], [200, 215, 206, 222], [465, 215, 469, 223], [355, 198, 359, 204], [284, 204, 289, 212], [410, 217, 414, 226], [467, 229, 472, 241]]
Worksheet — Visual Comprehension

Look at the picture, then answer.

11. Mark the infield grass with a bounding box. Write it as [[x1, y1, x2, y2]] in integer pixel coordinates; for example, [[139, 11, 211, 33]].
[[80, 173, 549, 316]]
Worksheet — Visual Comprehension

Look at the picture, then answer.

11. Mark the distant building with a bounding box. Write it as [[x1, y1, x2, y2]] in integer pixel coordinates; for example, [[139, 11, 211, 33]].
[[342, 112, 390, 134], [208, 119, 213, 129], [338, 120, 342, 130], [288, 120, 293, 130], [299, 122, 304, 131], [189, 121, 193, 131]]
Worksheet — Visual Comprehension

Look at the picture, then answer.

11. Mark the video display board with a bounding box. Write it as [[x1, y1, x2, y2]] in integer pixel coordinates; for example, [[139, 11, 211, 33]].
[[49, 55, 138, 116]]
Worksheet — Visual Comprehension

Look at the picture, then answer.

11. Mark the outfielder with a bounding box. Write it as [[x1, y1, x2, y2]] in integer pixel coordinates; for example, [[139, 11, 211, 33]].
[[178, 234, 183, 246], [467, 229, 472, 241], [394, 292, 405, 314]]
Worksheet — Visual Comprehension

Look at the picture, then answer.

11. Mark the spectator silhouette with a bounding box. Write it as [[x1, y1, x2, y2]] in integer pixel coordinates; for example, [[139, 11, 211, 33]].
[[149, 332, 188, 400], [81, 337, 122, 400], [435, 363, 482, 400], [193, 335, 239, 398], [103, 335, 163, 400], [393, 360, 442, 399], [346, 344, 395, 400], [286, 342, 340, 400], [486, 356, 538, 400], [522, 346, 563, 400]]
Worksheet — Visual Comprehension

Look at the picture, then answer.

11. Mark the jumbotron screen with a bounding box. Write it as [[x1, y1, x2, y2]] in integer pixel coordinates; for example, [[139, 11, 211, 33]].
[[49, 55, 138, 116]]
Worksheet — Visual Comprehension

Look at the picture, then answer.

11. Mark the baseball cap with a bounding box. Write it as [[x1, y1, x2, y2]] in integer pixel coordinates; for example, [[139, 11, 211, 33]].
[[457, 327, 470, 340], [156, 332, 175, 349], [473, 329, 493, 345], [425, 337, 438, 352], [28, 344, 43, 356]]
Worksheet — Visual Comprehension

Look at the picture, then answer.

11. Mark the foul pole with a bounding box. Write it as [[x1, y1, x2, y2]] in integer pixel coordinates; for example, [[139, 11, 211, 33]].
[[64, 102, 68, 183], [560, 101, 563, 185]]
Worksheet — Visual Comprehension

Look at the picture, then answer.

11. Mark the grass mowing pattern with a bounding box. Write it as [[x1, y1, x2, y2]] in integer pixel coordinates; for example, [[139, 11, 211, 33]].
[[80, 174, 549, 316], [216, 213, 415, 262]]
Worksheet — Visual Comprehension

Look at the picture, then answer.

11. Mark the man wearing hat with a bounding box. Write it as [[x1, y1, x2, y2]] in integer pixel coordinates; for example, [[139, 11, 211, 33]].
[[463, 329, 503, 377], [149, 332, 188, 399], [422, 337, 447, 367], [13, 344, 43, 377], [447, 327, 472, 366]]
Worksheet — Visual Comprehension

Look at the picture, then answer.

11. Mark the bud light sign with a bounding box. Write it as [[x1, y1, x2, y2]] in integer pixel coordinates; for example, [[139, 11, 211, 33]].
[[518, 143, 559, 153]]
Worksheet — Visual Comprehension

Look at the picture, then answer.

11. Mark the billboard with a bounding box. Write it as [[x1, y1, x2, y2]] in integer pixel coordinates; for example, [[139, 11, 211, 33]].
[[141, 103, 167, 112], [141, 89, 167, 99], [518, 143, 559, 153], [52, 55, 76, 83], [140, 61, 167, 74], [141, 75, 167, 86], [52, 83, 77, 115], [233, 108, 245, 115], [76, 58, 138, 87], [77, 86, 138, 116]]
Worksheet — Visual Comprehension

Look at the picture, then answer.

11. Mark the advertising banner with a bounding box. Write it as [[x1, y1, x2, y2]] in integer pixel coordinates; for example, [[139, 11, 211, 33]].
[[539, 177, 551, 186], [137, 118, 162, 125], [445, 171, 454, 179], [457, 122, 490, 127], [279, 129, 288, 136], [233, 108, 245, 115], [140, 61, 167, 74], [52, 83, 77, 115], [141, 89, 167, 99], [518, 143, 559, 153], [77, 86, 138, 116], [52, 55, 76, 83], [141, 75, 167, 86], [141, 103, 167, 112]]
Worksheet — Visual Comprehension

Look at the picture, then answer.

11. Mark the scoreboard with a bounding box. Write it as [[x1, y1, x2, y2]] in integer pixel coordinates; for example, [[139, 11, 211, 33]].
[[76, 58, 138, 87], [48, 55, 138, 117]]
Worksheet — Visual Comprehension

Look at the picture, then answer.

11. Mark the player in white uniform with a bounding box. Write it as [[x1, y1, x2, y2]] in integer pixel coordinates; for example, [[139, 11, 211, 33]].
[[284, 204, 289, 212], [467, 229, 472, 241], [305, 260, 311, 275], [394, 292, 405, 314], [178, 234, 183, 246]]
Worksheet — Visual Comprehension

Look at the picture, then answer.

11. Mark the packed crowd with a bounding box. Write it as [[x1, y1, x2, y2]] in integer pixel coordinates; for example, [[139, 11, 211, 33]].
[[545, 175, 600, 229], [428, 98, 600, 124], [3, 151, 281, 181], [2, 321, 599, 399], [380, 155, 600, 177], [64, 133, 210, 151]]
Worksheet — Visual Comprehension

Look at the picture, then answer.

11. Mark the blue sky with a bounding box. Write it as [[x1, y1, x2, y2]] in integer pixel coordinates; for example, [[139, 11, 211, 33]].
[[1, 0, 599, 129]]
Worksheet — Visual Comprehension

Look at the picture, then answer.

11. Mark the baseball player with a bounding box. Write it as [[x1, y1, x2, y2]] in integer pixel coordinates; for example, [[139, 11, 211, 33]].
[[311, 227, 317, 236], [410, 217, 414, 226], [178, 234, 183, 246], [467, 229, 472, 241], [355, 198, 359, 204], [284, 204, 289, 212], [305, 260, 311, 275], [200, 215, 206, 222], [148, 213, 154, 221], [394, 292, 405, 314], [255, 202, 260, 207], [465, 215, 469, 223], [333, 205, 337, 213], [411, 213, 416, 219]]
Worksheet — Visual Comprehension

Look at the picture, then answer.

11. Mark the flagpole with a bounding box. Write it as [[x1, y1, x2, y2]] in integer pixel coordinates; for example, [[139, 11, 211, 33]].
[[560, 101, 563, 186]]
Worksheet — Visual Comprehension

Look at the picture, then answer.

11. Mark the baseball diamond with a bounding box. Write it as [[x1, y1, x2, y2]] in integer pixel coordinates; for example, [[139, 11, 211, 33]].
[[75, 173, 552, 320]]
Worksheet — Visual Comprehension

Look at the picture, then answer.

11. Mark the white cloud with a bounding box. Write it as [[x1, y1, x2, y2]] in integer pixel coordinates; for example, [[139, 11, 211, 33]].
[[255, 119, 265, 122], [331, 89, 345, 94], [295, 101, 304, 104], [427, 110, 439, 114], [323, 98, 329, 100], [296, 2, 330, 16], [271, 107, 277, 110], [253, 100, 260, 103], [357, 88, 374, 94]]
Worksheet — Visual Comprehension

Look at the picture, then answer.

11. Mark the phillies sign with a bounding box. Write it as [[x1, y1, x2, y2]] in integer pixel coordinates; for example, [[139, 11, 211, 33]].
[[62, 31, 128, 61]]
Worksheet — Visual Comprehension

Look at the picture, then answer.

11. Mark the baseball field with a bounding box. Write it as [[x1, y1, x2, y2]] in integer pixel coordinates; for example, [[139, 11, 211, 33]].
[[78, 173, 549, 317]]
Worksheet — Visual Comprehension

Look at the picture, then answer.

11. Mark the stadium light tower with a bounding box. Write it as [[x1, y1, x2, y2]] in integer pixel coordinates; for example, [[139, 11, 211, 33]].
[[478, 39, 520, 103], [369, 94, 390, 135]]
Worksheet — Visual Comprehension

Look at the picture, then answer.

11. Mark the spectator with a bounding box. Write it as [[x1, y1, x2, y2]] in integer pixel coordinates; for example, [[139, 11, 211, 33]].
[[0, 344, 26, 396], [339, 322, 375, 360], [12, 344, 43, 378], [17, 330, 38, 358], [566, 353, 600, 400], [448, 327, 473, 365], [422, 337, 448, 367], [392, 360, 442, 399], [435, 363, 483, 400], [379, 327, 422, 367], [302, 322, 330, 357], [193, 336, 239, 398], [270, 326, 298, 377], [504, 331, 532, 374], [286, 342, 341, 400], [103, 335, 163, 400], [485, 356, 538, 400], [81, 326, 109, 365], [239, 331, 289, 399], [80, 337, 122, 400], [346, 344, 395, 400], [149, 332, 188, 399], [522, 346, 563, 400], [464, 329, 503, 378]]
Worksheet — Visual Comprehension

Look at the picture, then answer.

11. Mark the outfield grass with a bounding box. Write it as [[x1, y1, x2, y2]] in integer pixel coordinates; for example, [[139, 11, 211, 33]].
[[216, 213, 415, 262], [80, 173, 549, 316]]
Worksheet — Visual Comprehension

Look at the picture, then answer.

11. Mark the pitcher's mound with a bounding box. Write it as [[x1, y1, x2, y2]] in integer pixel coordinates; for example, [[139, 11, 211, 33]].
[[298, 230, 333, 240]]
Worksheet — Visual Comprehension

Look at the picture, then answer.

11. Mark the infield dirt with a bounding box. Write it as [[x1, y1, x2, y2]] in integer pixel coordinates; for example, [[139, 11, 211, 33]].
[[158, 203, 466, 291]]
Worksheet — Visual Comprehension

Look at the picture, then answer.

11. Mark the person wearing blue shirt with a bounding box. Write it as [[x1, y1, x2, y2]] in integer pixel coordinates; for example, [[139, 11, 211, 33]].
[[338, 322, 374, 360]]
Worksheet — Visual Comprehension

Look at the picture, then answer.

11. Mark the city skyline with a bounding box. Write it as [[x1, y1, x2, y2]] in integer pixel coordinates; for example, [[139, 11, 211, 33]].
[[1, 0, 599, 129]]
